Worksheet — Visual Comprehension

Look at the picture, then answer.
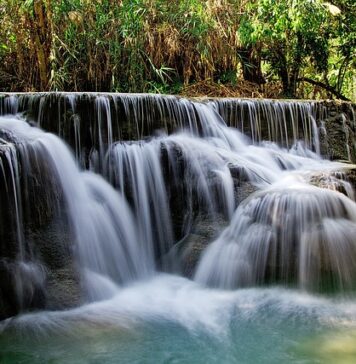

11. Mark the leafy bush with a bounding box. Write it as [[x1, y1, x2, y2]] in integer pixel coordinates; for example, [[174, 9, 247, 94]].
[[0, 0, 354, 100]]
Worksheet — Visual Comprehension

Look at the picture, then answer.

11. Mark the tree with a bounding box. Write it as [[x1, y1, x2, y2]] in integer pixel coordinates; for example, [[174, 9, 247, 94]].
[[239, 0, 334, 97]]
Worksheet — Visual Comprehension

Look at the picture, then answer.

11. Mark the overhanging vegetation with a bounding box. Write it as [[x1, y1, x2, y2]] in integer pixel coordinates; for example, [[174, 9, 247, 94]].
[[0, 0, 354, 100]]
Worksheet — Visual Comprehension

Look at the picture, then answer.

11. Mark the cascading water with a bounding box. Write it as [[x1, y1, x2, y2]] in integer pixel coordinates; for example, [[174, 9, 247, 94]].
[[0, 116, 155, 303], [194, 182, 356, 291], [0, 135, 47, 314], [2, 93, 353, 166], [0, 93, 356, 363]]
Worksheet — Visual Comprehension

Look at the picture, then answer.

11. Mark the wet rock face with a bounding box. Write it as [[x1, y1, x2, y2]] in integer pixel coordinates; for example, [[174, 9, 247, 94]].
[[0, 182, 81, 319], [0, 145, 18, 260], [27, 220, 83, 311], [45, 266, 82, 311], [0, 136, 82, 320], [319, 102, 356, 162], [344, 168, 356, 192], [0, 259, 47, 320], [0, 211, 82, 320], [178, 215, 228, 278], [309, 169, 356, 199], [175, 175, 257, 278]]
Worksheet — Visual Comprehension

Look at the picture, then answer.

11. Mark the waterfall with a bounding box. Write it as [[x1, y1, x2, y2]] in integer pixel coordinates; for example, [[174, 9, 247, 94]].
[[2, 93, 352, 167], [212, 99, 323, 150], [0, 93, 355, 321], [0, 116, 155, 303], [108, 140, 173, 267], [0, 138, 24, 254], [195, 183, 356, 291]]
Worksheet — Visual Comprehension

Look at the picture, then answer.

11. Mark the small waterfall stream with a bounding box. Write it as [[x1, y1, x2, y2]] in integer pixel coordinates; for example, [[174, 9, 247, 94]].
[[0, 117, 155, 303], [0, 93, 356, 363]]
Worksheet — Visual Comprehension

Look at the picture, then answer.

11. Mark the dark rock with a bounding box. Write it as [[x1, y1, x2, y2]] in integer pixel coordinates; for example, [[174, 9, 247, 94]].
[[45, 265, 82, 310], [319, 101, 356, 162], [177, 215, 228, 277], [309, 168, 356, 198], [0, 259, 46, 320], [0, 135, 82, 319]]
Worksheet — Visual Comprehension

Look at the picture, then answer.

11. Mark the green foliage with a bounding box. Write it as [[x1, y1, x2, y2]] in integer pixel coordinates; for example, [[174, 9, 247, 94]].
[[0, 0, 354, 99], [238, 0, 355, 98]]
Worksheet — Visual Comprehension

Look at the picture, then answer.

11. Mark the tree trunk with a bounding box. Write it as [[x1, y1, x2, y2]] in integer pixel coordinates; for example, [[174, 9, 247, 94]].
[[239, 47, 265, 84], [33, 0, 50, 90], [288, 34, 303, 98], [275, 52, 291, 97]]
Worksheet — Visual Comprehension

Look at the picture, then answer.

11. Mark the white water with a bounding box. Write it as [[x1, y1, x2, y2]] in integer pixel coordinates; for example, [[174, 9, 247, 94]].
[[195, 183, 356, 291], [0, 137, 24, 255], [0, 116, 154, 301], [1, 103, 355, 297], [1, 98, 356, 362], [109, 141, 174, 266], [1, 275, 356, 363], [2, 275, 356, 337]]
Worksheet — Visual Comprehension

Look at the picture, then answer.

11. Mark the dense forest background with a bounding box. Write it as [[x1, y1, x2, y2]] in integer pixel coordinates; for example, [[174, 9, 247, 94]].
[[0, 0, 355, 100]]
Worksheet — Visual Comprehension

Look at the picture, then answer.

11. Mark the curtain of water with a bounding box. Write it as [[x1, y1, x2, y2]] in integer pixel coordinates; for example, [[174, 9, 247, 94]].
[[0, 94, 355, 316]]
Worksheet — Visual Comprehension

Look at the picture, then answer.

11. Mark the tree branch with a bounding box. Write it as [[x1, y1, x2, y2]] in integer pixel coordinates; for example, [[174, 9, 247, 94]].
[[297, 77, 350, 101]]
